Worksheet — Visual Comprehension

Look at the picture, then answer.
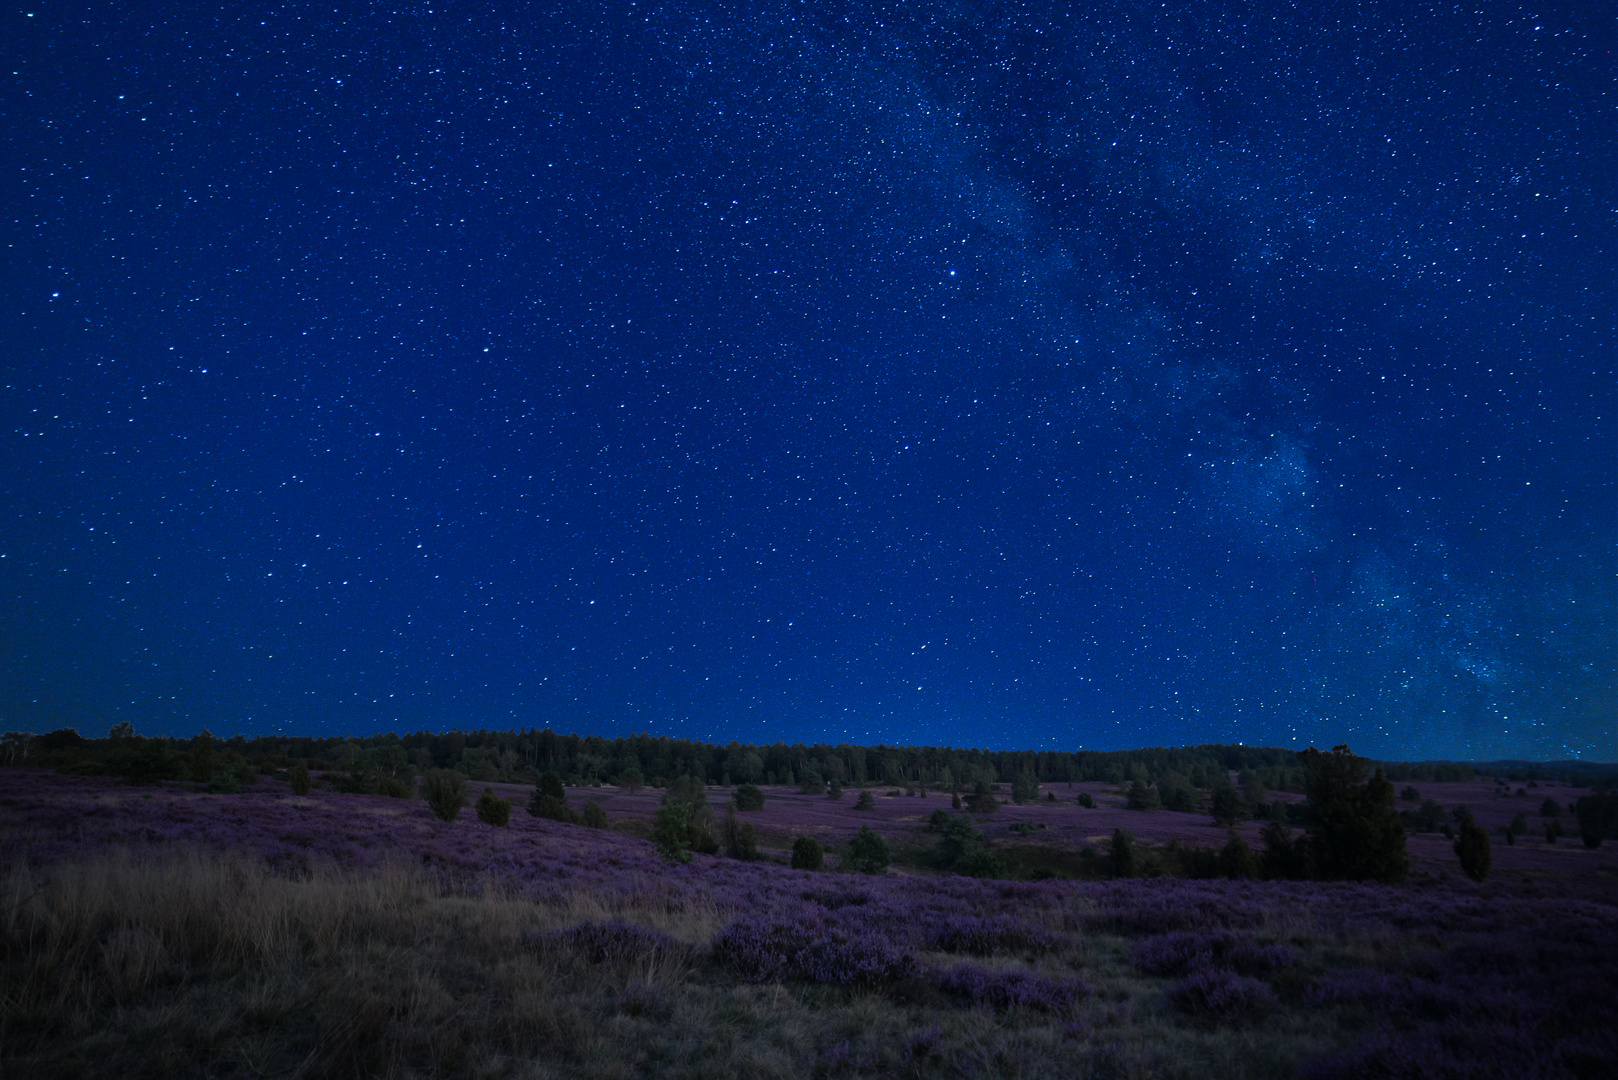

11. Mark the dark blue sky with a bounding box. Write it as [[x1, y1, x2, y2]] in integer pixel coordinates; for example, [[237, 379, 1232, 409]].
[[3, 1, 1612, 759]]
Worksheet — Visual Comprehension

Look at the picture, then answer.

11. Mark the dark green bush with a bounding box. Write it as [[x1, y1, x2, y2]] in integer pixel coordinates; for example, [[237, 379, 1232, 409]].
[[1540, 796, 1562, 817], [1454, 820, 1491, 881], [652, 803, 693, 863], [964, 781, 999, 814], [721, 806, 760, 860], [1209, 785, 1243, 826], [290, 760, 312, 796], [1126, 780, 1160, 812], [530, 771, 567, 817], [1217, 830, 1257, 879], [1110, 828, 1137, 878], [1010, 770, 1040, 805], [827, 779, 843, 800], [378, 775, 411, 798], [733, 782, 765, 811], [581, 799, 608, 828], [844, 825, 890, 874], [476, 786, 512, 826], [1077, 792, 1095, 809], [791, 836, 824, 870], [1297, 745, 1408, 882], [854, 790, 875, 811], [422, 770, 468, 823]]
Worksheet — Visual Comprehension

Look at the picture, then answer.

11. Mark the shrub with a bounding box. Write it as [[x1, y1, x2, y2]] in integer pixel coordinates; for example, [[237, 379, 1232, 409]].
[[732, 782, 765, 811], [964, 781, 999, 814], [422, 769, 468, 823], [1126, 780, 1160, 811], [791, 835, 824, 870], [529, 771, 566, 817], [1165, 968, 1277, 1023], [1011, 770, 1040, 804], [1575, 791, 1618, 848], [1259, 820, 1308, 879], [799, 772, 826, 796], [957, 848, 1006, 878], [1453, 820, 1491, 881], [1400, 785, 1421, 802], [1210, 785, 1243, 826], [475, 786, 511, 826], [827, 779, 843, 800], [721, 807, 760, 860], [1110, 828, 1137, 878], [1077, 792, 1095, 808], [844, 825, 890, 874], [1297, 745, 1408, 882], [951, 791, 963, 809], [1217, 830, 1257, 879], [206, 769, 241, 795], [1540, 796, 1562, 817], [616, 766, 644, 793], [581, 799, 608, 828], [1046, 790, 1056, 802], [934, 813, 985, 871], [289, 760, 312, 796], [854, 789, 876, 811], [652, 802, 693, 863], [662, 775, 718, 853]]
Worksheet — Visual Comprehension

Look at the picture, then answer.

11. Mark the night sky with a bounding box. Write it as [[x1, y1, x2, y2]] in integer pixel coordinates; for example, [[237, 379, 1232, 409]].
[[3, 1, 1612, 759]]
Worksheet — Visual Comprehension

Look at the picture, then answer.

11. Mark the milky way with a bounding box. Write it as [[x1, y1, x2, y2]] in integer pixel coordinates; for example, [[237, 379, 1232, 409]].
[[2, 1, 1611, 758]]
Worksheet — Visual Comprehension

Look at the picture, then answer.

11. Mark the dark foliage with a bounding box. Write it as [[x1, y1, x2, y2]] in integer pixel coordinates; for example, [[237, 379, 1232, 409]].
[[1575, 790, 1618, 848], [475, 786, 511, 827], [289, 759, 311, 796], [1110, 828, 1137, 878], [1076, 792, 1095, 808], [1126, 780, 1161, 811], [652, 802, 693, 863], [1010, 770, 1040, 805], [791, 835, 825, 870], [1453, 820, 1491, 881], [1209, 784, 1243, 826], [721, 807, 760, 860], [421, 769, 467, 822], [1216, 830, 1257, 879], [732, 782, 765, 811], [530, 771, 566, 818], [1297, 745, 1408, 882], [963, 781, 999, 814], [933, 813, 988, 873], [844, 825, 890, 875], [854, 789, 876, 811], [581, 799, 608, 828]]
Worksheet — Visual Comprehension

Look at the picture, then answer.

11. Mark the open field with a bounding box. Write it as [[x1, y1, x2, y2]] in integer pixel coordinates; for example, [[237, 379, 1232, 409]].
[[3, 768, 1617, 1078]]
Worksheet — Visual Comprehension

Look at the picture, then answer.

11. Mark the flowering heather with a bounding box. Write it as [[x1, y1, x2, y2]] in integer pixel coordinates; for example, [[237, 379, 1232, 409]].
[[1165, 968, 1278, 1022], [3, 769, 1617, 1079], [932, 964, 1089, 1012]]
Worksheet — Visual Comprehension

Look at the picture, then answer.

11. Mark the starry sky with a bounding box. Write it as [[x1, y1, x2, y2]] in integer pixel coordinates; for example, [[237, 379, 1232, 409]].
[[3, 1, 1612, 759]]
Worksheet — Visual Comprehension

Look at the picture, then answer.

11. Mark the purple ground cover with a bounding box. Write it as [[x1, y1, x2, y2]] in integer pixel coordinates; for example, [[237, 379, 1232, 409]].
[[5, 769, 1617, 1077]]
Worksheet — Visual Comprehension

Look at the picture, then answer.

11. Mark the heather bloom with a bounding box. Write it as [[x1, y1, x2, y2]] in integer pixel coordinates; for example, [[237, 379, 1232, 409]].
[[932, 963, 1089, 1012], [1164, 967, 1277, 1022]]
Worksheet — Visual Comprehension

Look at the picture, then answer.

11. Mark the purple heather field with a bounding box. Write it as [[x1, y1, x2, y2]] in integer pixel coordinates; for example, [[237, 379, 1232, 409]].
[[5, 769, 1618, 1078]]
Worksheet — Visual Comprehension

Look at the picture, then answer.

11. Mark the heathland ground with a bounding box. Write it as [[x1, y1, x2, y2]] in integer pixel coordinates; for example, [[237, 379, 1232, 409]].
[[3, 765, 1615, 1078]]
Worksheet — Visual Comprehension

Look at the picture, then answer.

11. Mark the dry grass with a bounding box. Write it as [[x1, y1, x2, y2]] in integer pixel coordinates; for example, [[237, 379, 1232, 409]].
[[1, 850, 1354, 1079]]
